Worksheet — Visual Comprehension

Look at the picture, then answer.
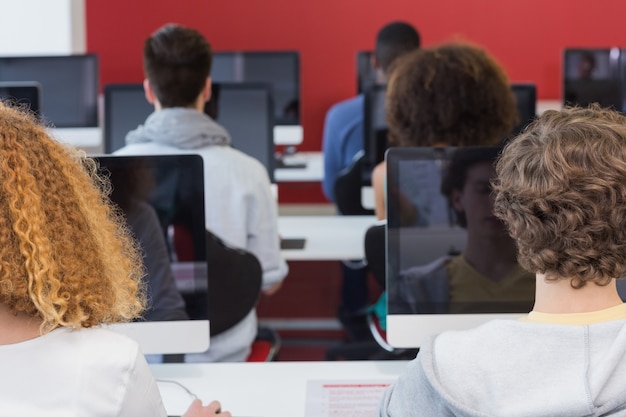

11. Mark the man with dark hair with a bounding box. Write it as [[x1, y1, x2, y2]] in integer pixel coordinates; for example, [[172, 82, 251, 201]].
[[322, 21, 421, 202], [321, 22, 420, 338], [116, 23, 288, 362]]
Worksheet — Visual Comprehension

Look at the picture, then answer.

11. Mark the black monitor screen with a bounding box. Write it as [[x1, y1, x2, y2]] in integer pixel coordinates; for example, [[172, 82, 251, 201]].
[[94, 154, 207, 322], [103, 83, 274, 181], [103, 84, 153, 153], [563, 48, 622, 110], [362, 83, 387, 184], [357, 50, 376, 94], [511, 83, 537, 135], [212, 52, 299, 125], [212, 83, 275, 182], [386, 146, 535, 315], [0, 55, 98, 127], [0, 82, 41, 117]]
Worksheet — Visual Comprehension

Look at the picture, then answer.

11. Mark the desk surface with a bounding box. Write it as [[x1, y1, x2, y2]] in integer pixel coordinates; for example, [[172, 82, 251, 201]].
[[278, 215, 379, 261], [151, 360, 408, 417], [274, 152, 323, 183]]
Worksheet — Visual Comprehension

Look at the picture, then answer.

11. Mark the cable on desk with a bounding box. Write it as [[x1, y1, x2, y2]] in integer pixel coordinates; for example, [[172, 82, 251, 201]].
[[156, 379, 198, 400]]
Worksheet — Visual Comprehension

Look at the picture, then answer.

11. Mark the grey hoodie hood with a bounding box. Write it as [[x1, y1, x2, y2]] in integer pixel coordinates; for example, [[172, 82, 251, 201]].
[[380, 319, 626, 416], [125, 108, 231, 149]]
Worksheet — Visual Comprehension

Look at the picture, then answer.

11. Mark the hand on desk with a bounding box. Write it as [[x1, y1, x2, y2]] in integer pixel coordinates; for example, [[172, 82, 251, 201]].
[[183, 399, 231, 417]]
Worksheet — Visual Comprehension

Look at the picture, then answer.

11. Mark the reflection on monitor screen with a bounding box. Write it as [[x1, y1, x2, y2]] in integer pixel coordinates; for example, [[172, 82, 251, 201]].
[[563, 48, 622, 110], [103, 83, 275, 181], [95, 154, 210, 355], [212, 51, 300, 126], [0, 55, 98, 127], [386, 147, 535, 348]]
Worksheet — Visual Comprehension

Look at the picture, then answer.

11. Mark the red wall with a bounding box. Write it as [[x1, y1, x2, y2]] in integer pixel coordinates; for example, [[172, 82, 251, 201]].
[[86, 0, 626, 201]]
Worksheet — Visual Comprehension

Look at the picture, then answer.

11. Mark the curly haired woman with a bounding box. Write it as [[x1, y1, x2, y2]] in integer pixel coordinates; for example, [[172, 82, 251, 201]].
[[0, 102, 229, 417], [372, 42, 518, 219]]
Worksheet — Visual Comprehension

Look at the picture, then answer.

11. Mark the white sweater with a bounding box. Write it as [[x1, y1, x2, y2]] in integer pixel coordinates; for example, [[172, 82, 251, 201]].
[[116, 109, 288, 362], [0, 327, 166, 416]]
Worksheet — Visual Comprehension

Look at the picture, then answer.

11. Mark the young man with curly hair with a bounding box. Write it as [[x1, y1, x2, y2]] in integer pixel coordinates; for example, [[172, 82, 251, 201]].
[[379, 105, 626, 416]]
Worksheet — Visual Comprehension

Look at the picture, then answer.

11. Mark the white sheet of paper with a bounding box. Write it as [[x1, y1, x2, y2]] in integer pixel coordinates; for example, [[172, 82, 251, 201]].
[[304, 379, 394, 417]]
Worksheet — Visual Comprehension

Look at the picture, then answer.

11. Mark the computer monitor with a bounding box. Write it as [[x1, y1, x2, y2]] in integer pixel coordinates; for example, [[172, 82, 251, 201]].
[[0, 81, 41, 117], [563, 48, 622, 110], [103, 83, 153, 153], [362, 83, 387, 185], [385, 147, 535, 348], [103, 82, 275, 181], [510, 83, 537, 135], [95, 154, 210, 355], [212, 51, 301, 145], [208, 83, 275, 182], [0, 54, 99, 127], [356, 50, 376, 94]]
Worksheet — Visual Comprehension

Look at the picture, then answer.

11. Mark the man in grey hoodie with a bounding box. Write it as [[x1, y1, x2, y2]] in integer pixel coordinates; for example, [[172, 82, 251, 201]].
[[379, 105, 626, 416], [116, 23, 288, 362]]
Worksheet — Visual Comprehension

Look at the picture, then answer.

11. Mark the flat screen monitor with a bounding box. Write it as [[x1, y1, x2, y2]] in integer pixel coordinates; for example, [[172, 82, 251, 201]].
[[357, 50, 376, 94], [103, 83, 275, 181], [212, 51, 299, 126], [385, 146, 535, 348], [212, 51, 301, 146], [563, 48, 622, 110], [362, 83, 387, 185], [95, 154, 210, 355], [0, 81, 41, 117], [510, 83, 537, 135], [0, 54, 98, 127]]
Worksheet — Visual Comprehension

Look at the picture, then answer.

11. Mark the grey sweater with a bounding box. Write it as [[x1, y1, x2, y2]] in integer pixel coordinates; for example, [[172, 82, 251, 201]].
[[380, 318, 626, 416]]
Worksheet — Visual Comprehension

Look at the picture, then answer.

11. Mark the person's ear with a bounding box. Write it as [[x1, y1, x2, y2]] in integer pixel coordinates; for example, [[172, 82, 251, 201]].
[[143, 79, 156, 105], [451, 189, 465, 213], [202, 77, 212, 102]]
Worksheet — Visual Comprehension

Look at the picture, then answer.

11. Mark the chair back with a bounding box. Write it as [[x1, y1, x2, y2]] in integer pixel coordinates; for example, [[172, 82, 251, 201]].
[[206, 230, 262, 336], [333, 153, 374, 215]]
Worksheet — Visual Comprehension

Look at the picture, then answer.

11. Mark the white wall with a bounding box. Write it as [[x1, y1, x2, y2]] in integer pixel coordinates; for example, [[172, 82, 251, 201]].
[[0, 0, 85, 56]]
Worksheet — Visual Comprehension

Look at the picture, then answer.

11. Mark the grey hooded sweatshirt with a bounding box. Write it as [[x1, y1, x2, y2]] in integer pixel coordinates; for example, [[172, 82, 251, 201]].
[[379, 318, 626, 416]]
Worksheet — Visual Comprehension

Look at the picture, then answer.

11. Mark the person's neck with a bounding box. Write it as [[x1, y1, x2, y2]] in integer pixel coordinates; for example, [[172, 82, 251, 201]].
[[0, 303, 42, 345], [463, 234, 518, 281], [154, 98, 204, 112], [533, 274, 623, 314]]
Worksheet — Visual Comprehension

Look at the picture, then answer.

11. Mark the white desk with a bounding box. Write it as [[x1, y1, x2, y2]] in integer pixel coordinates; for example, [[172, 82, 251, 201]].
[[278, 215, 378, 261], [151, 360, 408, 417], [275, 152, 323, 183]]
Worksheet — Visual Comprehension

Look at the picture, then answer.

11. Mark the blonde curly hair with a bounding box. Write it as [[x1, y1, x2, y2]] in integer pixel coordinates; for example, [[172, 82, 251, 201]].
[[493, 105, 626, 288], [0, 102, 145, 332]]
